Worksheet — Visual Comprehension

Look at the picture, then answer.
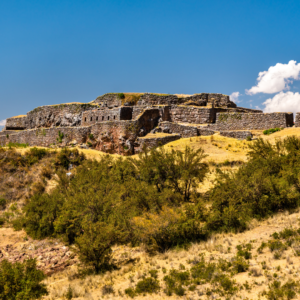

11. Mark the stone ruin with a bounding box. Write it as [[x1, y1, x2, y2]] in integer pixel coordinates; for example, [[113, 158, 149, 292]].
[[0, 92, 295, 155]]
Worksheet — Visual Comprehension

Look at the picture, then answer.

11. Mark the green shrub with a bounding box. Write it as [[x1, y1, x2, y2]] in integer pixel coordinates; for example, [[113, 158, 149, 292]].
[[231, 256, 249, 273], [0, 259, 47, 300], [236, 244, 252, 259], [265, 280, 299, 300], [134, 146, 208, 202], [263, 128, 282, 135], [125, 287, 136, 298], [0, 198, 7, 210], [118, 93, 125, 99], [7, 142, 28, 148], [135, 277, 160, 294], [246, 135, 252, 141], [207, 137, 300, 233], [57, 131, 64, 143], [75, 222, 117, 273], [54, 148, 85, 170], [268, 240, 287, 252]]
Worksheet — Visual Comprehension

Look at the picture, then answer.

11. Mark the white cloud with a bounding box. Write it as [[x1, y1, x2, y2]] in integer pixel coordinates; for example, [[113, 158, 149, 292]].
[[246, 60, 300, 95], [0, 120, 6, 127], [263, 91, 300, 114], [230, 91, 241, 103]]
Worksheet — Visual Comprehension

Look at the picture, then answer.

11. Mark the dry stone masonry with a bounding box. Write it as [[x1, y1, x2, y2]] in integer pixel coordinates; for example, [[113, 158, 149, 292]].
[[1, 92, 296, 155]]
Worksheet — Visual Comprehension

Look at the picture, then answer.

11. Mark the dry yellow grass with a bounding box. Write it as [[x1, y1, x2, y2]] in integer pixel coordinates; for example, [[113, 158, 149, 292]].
[[42, 209, 300, 300], [9, 115, 27, 119], [174, 94, 192, 98]]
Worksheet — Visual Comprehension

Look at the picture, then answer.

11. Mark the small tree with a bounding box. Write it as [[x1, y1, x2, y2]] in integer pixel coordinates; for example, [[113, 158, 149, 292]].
[[0, 259, 48, 300], [134, 146, 208, 201], [75, 221, 119, 273]]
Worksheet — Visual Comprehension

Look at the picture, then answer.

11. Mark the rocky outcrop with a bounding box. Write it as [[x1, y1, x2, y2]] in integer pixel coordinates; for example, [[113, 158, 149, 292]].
[[219, 130, 253, 140], [0, 242, 78, 276], [26, 103, 97, 129]]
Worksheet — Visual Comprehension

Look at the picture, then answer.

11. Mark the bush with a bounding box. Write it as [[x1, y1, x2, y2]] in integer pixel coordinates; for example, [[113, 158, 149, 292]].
[[232, 256, 249, 273], [207, 137, 300, 233], [134, 146, 208, 202], [263, 128, 282, 135], [265, 280, 299, 300], [7, 142, 28, 148], [135, 277, 160, 294], [0, 198, 7, 210], [118, 93, 125, 99], [125, 287, 136, 298], [54, 148, 85, 170], [75, 222, 118, 273], [57, 131, 64, 143], [0, 259, 47, 300]]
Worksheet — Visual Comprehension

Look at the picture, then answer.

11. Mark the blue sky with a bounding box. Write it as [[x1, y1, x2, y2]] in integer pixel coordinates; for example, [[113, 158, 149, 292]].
[[1, 0, 300, 128]]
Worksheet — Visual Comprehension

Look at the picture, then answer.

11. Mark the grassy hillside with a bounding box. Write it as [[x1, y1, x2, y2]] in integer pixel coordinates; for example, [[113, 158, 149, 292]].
[[2, 127, 300, 299]]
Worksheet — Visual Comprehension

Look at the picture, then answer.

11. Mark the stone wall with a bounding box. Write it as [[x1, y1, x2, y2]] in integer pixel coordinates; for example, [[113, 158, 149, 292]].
[[132, 107, 146, 119], [136, 134, 180, 152], [26, 103, 97, 129], [0, 127, 91, 147], [157, 122, 198, 138], [81, 107, 133, 126], [5, 116, 27, 130], [0, 130, 20, 137], [89, 109, 161, 155], [169, 106, 216, 124], [197, 127, 215, 136], [219, 130, 252, 140], [136, 93, 237, 108], [213, 112, 294, 130], [137, 94, 182, 106]]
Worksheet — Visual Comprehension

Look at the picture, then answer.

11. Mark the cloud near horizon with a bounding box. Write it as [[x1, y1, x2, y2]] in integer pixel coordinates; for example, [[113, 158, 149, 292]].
[[230, 91, 240, 103], [263, 91, 300, 114], [0, 120, 6, 127], [246, 60, 300, 95]]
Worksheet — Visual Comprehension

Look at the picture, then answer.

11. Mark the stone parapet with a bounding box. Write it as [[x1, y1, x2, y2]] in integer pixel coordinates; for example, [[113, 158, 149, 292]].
[[219, 130, 253, 140], [6, 116, 27, 130], [215, 112, 293, 130], [157, 122, 198, 138], [169, 106, 216, 124], [136, 134, 180, 152], [0, 127, 91, 147]]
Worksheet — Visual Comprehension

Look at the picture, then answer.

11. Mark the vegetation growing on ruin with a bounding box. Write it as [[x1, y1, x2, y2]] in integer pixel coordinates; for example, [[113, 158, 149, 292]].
[[263, 127, 282, 135]]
